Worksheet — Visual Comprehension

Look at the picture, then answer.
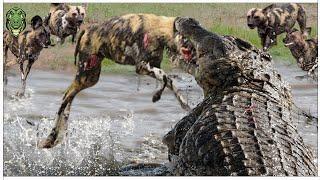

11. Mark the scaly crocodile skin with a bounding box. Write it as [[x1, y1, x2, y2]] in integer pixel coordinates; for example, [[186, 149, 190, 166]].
[[163, 19, 317, 175]]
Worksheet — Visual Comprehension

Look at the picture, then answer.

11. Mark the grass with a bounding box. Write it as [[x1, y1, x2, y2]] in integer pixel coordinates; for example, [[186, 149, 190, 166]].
[[4, 3, 318, 73], [211, 23, 318, 62]]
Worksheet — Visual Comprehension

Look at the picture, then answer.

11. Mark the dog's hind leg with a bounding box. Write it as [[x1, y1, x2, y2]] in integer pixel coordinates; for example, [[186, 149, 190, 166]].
[[136, 61, 173, 102], [71, 33, 76, 44], [38, 53, 103, 148]]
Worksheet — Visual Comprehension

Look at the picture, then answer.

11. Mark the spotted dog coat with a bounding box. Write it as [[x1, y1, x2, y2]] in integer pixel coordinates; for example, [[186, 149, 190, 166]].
[[3, 15, 51, 96], [283, 28, 318, 78], [45, 3, 87, 44], [38, 13, 181, 148], [247, 3, 309, 50]]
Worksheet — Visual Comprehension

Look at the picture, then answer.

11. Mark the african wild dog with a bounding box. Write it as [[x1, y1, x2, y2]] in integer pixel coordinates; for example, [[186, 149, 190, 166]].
[[45, 3, 87, 44], [38, 13, 183, 148], [247, 3, 310, 51], [283, 28, 318, 78], [4, 15, 52, 96]]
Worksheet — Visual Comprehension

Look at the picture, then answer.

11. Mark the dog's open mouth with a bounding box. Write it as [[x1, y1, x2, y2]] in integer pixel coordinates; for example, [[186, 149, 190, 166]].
[[177, 35, 196, 65], [181, 46, 192, 62]]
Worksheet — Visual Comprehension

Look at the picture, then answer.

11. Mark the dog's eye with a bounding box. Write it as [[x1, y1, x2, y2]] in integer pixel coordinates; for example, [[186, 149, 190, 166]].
[[254, 16, 259, 19], [81, 13, 84, 16], [72, 13, 77, 16]]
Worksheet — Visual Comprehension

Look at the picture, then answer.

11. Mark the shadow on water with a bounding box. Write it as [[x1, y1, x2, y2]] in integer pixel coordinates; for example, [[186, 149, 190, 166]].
[[3, 60, 318, 175]]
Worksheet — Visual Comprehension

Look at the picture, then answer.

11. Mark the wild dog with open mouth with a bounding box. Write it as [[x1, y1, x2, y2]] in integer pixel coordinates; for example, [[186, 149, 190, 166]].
[[38, 13, 183, 148], [45, 3, 87, 44], [247, 3, 310, 51], [4, 15, 52, 96], [283, 28, 318, 78]]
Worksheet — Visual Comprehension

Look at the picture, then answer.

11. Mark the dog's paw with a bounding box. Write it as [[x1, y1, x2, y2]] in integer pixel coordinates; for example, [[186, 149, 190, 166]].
[[37, 138, 56, 149], [152, 91, 162, 102], [15, 91, 25, 98]]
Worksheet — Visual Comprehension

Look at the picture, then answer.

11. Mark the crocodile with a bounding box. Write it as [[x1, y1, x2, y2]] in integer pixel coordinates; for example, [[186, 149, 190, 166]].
[[163, 17, 317, 176]]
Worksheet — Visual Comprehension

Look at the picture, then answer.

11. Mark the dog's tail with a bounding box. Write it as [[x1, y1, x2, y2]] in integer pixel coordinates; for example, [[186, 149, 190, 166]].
[[74, 29, 85, 66]]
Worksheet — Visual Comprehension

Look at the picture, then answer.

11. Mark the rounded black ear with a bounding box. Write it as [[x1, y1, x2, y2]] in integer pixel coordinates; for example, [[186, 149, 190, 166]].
[[31, 15, 43, 29], [43, 13, 51, 26]]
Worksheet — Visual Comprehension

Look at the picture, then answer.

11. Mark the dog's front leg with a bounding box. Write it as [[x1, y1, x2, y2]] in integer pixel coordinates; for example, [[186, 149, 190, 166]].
[[16, 62, 26, 97], [268, 28, 277, 46], [136, 61, 173, 102], [20, 60, 35, 95], [263, 35, 272, 51], [258, 32, 269, 51]]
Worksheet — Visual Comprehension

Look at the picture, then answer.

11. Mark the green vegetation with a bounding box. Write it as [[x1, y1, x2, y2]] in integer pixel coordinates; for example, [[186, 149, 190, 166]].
[[211, 23, 318, 62], [4, 3, 318, 73]]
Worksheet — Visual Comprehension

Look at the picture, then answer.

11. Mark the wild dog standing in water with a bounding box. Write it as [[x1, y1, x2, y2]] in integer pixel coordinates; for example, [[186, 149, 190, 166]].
[[247, 3, 310, 51], [283, 28, 318, 78], [4, 15, 52, 97], [38, 13, 182, 148], [45, 3, 87, 44]]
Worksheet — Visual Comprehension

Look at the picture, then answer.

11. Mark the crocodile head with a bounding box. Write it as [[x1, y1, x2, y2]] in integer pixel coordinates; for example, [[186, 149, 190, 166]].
[[173, 17, 274, 97]]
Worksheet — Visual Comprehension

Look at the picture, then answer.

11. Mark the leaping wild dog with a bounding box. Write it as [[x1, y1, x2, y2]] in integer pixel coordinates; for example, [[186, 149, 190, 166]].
[[38, 13, 183, 148], [283, 28, 318, 79], [4, 15, 52, 97], [247, 3, 310, 51], [45, 3, 87, 44]]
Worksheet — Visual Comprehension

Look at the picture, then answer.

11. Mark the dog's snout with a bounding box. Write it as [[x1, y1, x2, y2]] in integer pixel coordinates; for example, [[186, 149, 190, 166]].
[[247, 23, 254, 29], [28, 54, 34, 59]]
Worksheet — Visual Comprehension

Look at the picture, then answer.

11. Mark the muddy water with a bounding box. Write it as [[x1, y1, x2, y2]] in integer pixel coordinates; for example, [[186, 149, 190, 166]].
[[3, 61, 318, 176]]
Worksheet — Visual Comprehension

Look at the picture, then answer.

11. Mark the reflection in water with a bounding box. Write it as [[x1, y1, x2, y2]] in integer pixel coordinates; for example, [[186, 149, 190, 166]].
[[3, 60, 318, 175]]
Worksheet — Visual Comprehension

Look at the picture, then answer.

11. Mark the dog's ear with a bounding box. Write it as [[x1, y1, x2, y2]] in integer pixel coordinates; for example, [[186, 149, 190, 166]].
[[82, 3, 88, 11], [303, 27, 312, 37], [31, 15, 43, 30], [262, 4, 274, 14], [43, 13, 51, 26], [173, 17, 181, 33]]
